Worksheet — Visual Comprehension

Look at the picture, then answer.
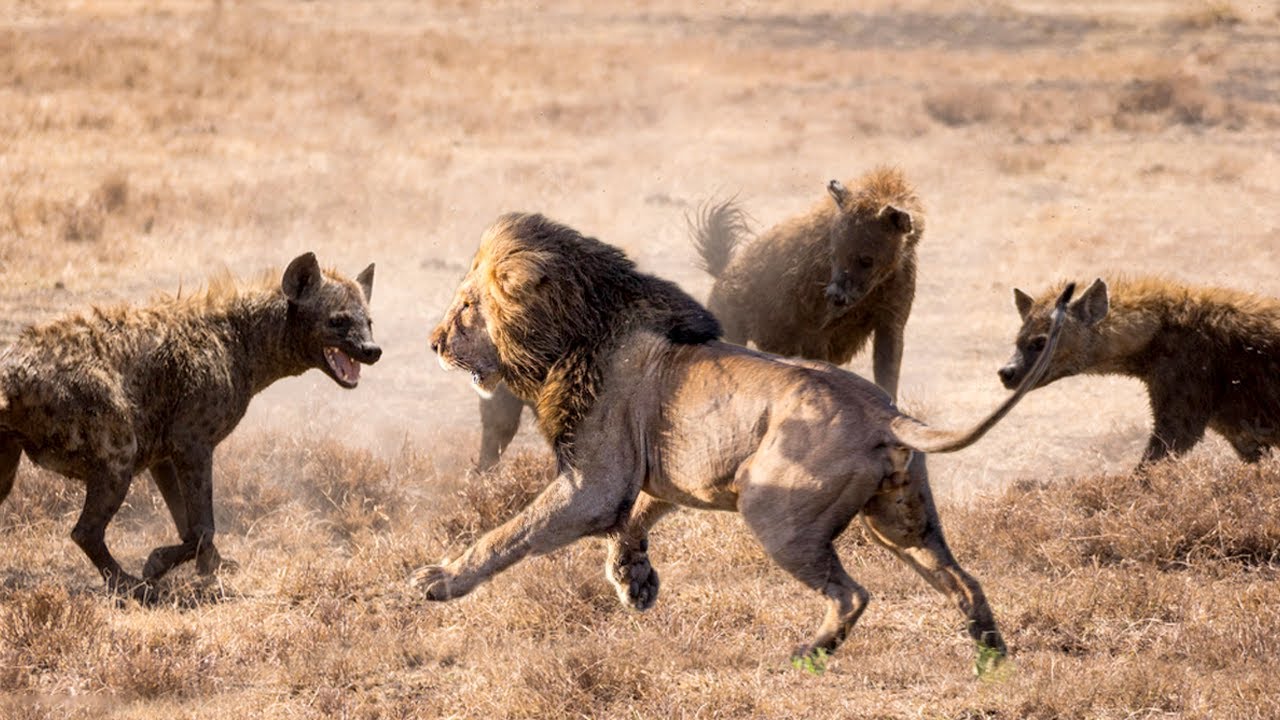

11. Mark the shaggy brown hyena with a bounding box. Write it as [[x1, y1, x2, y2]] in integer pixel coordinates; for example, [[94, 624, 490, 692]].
[[0, 253, 379, 601], [691, 166, 923, 401], [1000, 277, 1280, 467]]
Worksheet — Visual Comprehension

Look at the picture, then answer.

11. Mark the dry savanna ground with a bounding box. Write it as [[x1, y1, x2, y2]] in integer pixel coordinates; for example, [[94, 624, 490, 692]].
[[1, 0, 1279, 717]]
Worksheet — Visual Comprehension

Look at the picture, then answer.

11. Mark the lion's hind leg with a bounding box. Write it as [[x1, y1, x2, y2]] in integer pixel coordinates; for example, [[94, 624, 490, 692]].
[[860, 452, 1006, 670], [605, 492, 675, 611], [737, 462, 873, 661]]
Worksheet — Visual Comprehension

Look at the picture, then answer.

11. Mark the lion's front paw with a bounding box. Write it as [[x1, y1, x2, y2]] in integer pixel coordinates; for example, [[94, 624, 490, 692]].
[[408, 564, 463, 602], [607, 552, 660, 611]]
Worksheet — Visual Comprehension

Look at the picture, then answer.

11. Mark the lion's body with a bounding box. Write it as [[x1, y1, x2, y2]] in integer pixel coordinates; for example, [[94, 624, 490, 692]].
[[0, 256, 379, 599], [420, 212, 1071, 666], [693, 167, 922, 399], [1004, 276, 1280, 466]]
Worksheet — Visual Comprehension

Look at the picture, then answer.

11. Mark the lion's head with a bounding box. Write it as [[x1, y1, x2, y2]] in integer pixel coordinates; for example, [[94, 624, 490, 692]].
[[430, 212, 720, 445]]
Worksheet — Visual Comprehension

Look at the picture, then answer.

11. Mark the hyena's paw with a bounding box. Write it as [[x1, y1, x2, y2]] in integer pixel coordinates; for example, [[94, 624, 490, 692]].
[[196, 546, 239, 577], [408, 564, 464, 602], [607, 551, 660, 611], [105, 570, 159, 605]]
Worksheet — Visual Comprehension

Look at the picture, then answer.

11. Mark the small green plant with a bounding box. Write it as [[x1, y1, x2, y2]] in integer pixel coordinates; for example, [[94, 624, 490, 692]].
[[974, 643, 1010, 680], [790, 647, 829, 676]]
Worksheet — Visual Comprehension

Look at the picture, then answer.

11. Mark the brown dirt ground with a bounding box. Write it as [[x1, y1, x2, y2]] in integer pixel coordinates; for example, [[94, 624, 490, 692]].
[[1, 1, 1279, 717]]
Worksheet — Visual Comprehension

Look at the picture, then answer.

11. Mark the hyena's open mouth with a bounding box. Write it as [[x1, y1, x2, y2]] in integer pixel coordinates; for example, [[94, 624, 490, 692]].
[[324, 346, 362, 387]]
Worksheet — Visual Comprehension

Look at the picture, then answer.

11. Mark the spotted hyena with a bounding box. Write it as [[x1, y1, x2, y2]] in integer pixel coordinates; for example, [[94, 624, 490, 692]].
[[0, 253, 379, 600], [691, 166, 922, 401], [1000, 277, 1280, 467]]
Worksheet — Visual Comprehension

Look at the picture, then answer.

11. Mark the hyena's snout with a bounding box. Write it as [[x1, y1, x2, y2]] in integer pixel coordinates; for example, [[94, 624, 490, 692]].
[[354, 341, 382, 364], [997, 358, 1023, 389], [824, 272, 862, 307]]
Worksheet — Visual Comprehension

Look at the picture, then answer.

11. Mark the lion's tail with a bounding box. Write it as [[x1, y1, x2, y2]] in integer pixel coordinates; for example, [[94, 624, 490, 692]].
[[890, 283, 1076, 455], [688, 198, 750, 279]]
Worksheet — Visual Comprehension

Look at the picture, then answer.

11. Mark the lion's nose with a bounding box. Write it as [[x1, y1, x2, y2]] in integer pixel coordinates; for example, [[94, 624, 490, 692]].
[[429, 326, 446, 354]]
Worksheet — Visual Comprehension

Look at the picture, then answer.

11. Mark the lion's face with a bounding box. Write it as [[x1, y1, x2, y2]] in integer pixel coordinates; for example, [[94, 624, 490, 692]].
[[824, 204, 913, 309], [430, 218, 555, 399], [430, 275, 503, 399]]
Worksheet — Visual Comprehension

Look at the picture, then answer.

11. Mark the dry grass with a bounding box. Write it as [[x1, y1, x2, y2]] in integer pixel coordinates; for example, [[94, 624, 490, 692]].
[[2, 442, 1279, 718], [1, 0, 1279, 717]]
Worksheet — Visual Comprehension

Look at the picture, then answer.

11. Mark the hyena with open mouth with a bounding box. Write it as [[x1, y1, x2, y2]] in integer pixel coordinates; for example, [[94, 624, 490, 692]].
[[0, 253, 379, 601]]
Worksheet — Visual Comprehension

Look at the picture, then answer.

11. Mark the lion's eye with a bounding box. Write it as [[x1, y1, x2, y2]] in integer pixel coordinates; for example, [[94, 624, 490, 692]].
[[858, 255, 874, 269], [1028, 336, 1047, 353]]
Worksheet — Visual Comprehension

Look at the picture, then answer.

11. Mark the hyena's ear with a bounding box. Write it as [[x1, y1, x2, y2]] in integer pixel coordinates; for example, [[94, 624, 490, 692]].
[[1069, 278, 1109, 327], [491, 250, 551, 301], [879, 204, 913, 235], [1013, 288, 1035, 320], [827, 179, 850, 209], [356, 263, 375, 302], [282, 252, 323, 301]]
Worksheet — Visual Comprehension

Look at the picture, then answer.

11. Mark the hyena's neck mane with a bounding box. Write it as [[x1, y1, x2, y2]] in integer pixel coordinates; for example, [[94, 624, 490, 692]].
[[179, 279, 313, 394], [1087, 277, 1280, 376]]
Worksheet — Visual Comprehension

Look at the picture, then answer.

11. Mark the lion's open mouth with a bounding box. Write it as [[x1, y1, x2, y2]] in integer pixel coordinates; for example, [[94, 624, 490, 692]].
[[435, 354, 497, 398], [324, 346, 361, 387]]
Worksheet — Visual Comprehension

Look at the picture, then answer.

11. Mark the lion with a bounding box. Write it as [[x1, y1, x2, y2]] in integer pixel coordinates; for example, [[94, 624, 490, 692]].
[[414, 212, 1073, 668], [692, 167, 923, 400], [1000, 276, 1280, 467]]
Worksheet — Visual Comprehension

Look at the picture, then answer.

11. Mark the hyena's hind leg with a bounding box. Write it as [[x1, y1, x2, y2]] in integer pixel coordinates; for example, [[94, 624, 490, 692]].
[[0, 432, 22, 506], [73, 467, 153, 602], [605, 492, 676, 610], [860, 453, 1006, 668]]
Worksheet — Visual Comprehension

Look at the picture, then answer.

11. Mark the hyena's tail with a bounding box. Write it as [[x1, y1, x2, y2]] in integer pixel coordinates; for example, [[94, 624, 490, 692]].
[[688, 198, 751, 278], [890, 283, 1077, 455]]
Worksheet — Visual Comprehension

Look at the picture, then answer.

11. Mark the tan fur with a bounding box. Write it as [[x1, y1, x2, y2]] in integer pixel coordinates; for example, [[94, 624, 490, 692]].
[[0, 254, 379, 600], [418, 213, 1073, 667], [693, 166, 923, 399], [1002, 276, 1280, 467]]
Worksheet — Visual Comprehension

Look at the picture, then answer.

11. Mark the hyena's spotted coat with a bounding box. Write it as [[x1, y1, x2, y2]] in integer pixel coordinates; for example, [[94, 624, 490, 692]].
[[0, 253, 379, 600]]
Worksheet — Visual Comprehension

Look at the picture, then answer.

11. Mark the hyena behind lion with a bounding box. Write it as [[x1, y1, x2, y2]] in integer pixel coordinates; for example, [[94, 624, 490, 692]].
[[1001, 276, 1280, 468], [0, 253, 380, 601]]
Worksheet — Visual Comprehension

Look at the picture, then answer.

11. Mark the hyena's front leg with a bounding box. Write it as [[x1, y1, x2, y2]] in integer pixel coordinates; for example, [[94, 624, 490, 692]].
[[605, 492, 675, 611], [411, 469, 636, 601], [871, 319, 905, 402], [143, 448, 223, 580]]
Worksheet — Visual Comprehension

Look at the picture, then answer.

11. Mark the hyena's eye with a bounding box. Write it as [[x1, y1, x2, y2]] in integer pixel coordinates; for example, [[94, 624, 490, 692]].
[[858, 255, 874, 269], [1027, 336, 1047, 353], [328, 315, 352, 330]]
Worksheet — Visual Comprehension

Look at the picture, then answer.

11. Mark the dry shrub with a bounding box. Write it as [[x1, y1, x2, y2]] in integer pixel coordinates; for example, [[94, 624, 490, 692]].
[[991, 147, 1049, 176], [438, 451, 553, 546], [924, 85, 1001, 127], [94, 626, 214, 700], [1176, 1, 1244, 29], [1115, 73, 1223, 128], [970, 456, 1280, 571], [59, 201, 103, 244], [0, 584, 105, 690], [0, 466, 81, 530]]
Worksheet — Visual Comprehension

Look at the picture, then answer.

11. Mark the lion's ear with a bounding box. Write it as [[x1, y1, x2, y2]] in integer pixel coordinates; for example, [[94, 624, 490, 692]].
[[492, 250, 551, 300]]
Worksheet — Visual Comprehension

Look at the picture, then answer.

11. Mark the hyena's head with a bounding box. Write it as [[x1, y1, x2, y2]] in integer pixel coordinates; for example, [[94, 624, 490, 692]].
[[823, 179, 915, 309], [999, 278, 1109, 390], [282, 252, 381, 389]]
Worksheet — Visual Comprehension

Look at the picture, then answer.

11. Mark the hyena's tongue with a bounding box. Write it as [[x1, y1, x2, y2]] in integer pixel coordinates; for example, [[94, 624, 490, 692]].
[[324, 347, 361, 384]]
